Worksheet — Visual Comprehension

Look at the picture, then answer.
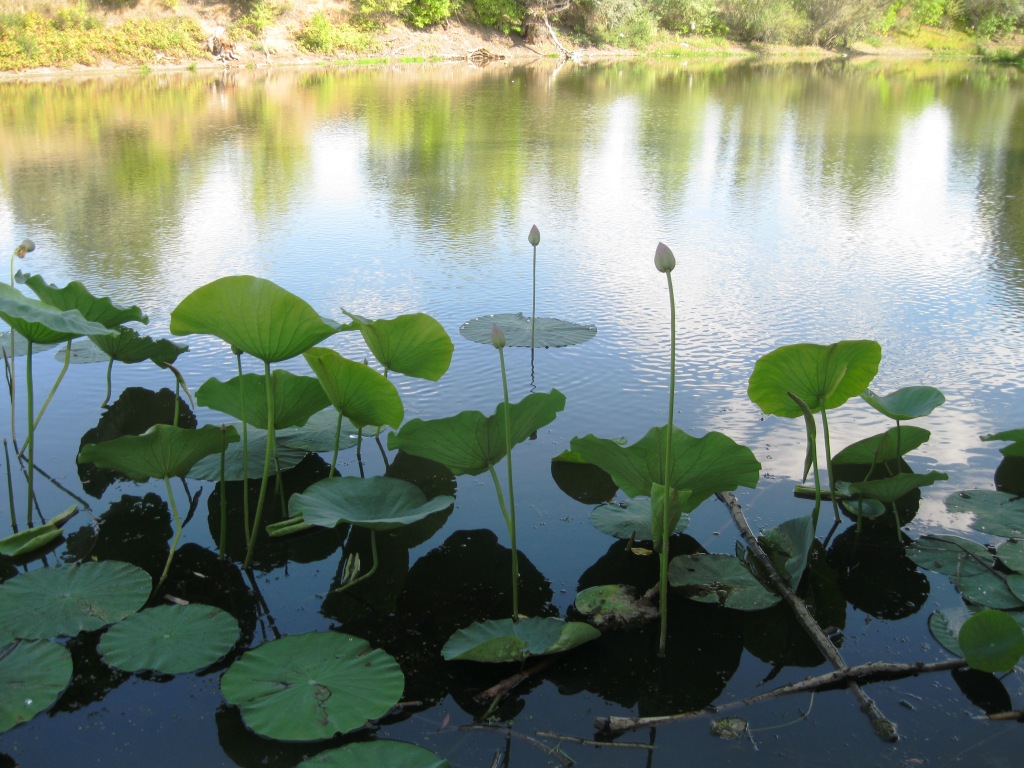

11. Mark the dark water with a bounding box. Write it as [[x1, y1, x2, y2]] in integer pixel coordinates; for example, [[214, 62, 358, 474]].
[[1, 58, 1023, 767]]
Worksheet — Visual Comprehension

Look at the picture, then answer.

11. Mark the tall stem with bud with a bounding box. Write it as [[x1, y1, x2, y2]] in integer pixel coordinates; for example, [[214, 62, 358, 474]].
[[654, 241, 677, 657], [491, 323, 520, 620], [528, 225, 540, 351]]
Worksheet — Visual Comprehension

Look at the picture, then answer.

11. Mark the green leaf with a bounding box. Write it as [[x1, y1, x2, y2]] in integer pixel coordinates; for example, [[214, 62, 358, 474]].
[[187, 427, 308, 481], [860, 386, 945, 421], [570, 426, 760, 510], [389, 390, 566, 476], [197, 371, 330, 430], [959, 610, 1024, 673], [298, 741, 452, 768], [170, 275, 340, 363], [650, 484, 692, 552], [996, 540, 1024, 575], [668, 553, 781, 611], [946, 490, 1024, 538], [832, 426, 931, 465], [277, 409, 362, 453], [929, 607, 970, 657], [0, 561, 152, 639], [303, 347, 404, 429], [0, 506, 77, 557], [907, 535, 994, 579], [441, 617, 600, 663], [760, 515, 815, 590], [0, 640, 73, 734], [342, 311, 453, 381], [88, 327, 186, 366], [79, 424, 239, 482], [0, 283, 117, 345], [981, 429, 1024, 457], [220, 631, 404, 741], [17, 271, 147, 327], [747, 340, 882, 417], [98, 604, 240, 674], [590, 497, 689, 541], [573, 584, 658, 630], [845, 471, 948, 503], [289, 476, 454, 531], [0, 333, 57, 358], [460, 312, 597, 348], [959, 573, 1024, 610]]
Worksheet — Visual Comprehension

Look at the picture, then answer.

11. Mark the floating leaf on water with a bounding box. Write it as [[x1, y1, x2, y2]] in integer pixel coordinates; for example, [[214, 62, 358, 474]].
[[98, 604, 240, 675], [860, 386, 945, 421], [710, 717, 748, 740], [959, 610, 1024, 674], [838, 497, 888, 520], [928, 607, 970, 657], [550, 450, 618, 504], [590, 497, 689, 541], [574, 584, 658, 630], [289, 476, 454, 531], [459, 313, 597, 348], [996, 540, 1024, 575], [946, 490, 1024, 538], [668, 553, 781, 611], [197, 371, 330, 430], [959, 572, 1024, 611], [188, 427, 308, 482], [298, 740, 452, 767], [342, 310, 454, 381], [906, 535, 994, 579], [79, 423, 239, 482], [832, 426, 931, 465], [221, 631, 404, 741], [277, 409, 362, 453], [0, 561, 152, 639], [0, 332, 58, 358], [441, 617, 601, 663], [0, 640, 73, 734], [0, 506, 77, 557]]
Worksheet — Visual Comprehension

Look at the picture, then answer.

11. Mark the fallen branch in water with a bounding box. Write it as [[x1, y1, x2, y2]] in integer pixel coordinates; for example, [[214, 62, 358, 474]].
[[474, 656, 559, 705]]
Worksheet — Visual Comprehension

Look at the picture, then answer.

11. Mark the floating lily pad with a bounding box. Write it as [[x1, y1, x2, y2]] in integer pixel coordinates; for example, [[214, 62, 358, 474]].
[[710, 717, 748, 740], [845, 471, 948, 503], [907, 535, 994, 579], [959, 610, 1024, 673], [959, 572, 1024, 610], [298, 741, 451, 768], [460, 313, 596, 348], [996, 540, 1024, 575], [668, 553, 781, 611], [441, 617, 601, 663], [832, 426, 931, 465], [289, 476, 454, 531], [929, 607, 970, 657], [838, 497, 888, 520], [574, 584, 658, 630], [590, 497, 689, 541], [0, 640, 73, 734], [0, 333, 57, 357], [98, 604, 240, 674], [0, 561, 151, 639], [861, 386, 945, 421], [277, 410, 362, 453], [342, 310, 454, 381], [946, 490, 1024, 538], [188, 427, 308, 482], [0, 506, 77, 558], [221, 631, 404, 741]]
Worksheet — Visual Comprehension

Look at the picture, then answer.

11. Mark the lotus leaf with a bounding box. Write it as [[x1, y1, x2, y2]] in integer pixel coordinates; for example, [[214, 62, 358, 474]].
[[945, 490, 1024, 538], [79, 424, 239, 482], [460, 312, 597, 348], [574, 584, 658, 630], [550, 450, 618, 504], [981, 429, 1024, 457], [88, 327, 186, 366], [860, 386, 945, 421], [98, 604, 240, 674], [651, 485, 693, 552], [441, 617, 600, 662], [958, 610, 1024, 673], [303, 347, 404, 429], [907, 535, 994, 579], [996, 540, 1024, 574], [845, 471, 948, 503], [0, 561, 151, 639], [747, 340, 882, 417], [220, 631, 404, 741], [187, 427, 308, 481], [17, 271, 147, 327], [959, 572, 1024, 610], [570, 426, 760, 511], [0, 506, 77, 557], [838, 497, 888, 520], [0, 283, 116, 345], [298, 741, 451, 767], [0, 640, 73, 734], [590, 497, 689, 541], [832, 426, 931, 465], [342, 311, 454, 381], [389, 390, 566, 475], [197, 371, 330, 430], [277, 409, 362, 452], [668, 553, 781, 611], [759, 515, 815, 590], [929, 607, 969, 657], [0, 333, 56, 357], [289, 476, 453, 531], [170, 276, 341, 363]]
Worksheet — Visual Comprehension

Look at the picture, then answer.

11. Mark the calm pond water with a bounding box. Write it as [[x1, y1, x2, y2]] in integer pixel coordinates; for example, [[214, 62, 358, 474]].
[[1, 57, 1023, 767]]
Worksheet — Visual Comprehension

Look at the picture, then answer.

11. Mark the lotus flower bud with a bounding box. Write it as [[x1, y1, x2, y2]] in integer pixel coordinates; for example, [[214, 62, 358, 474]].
[[654, 242, 676, 274], [14, 239, 35, 259], [528, 225, 540, 247], [490, 323, 507, 349]]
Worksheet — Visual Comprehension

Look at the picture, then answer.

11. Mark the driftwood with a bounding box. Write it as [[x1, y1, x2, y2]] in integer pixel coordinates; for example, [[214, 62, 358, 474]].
[[468, 48, 506, 64], [207, 26, 240, 63]]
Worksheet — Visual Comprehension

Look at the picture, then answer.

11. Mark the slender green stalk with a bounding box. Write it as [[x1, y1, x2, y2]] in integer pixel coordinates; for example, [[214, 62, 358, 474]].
[[157, 476, 184, 590], [659, 269, 677, 658], [218, 426, 228, 559], [4, 439, 15, 531], [235, 352, 251, 541], [172, 380, 180, 427], [329, 411, 342, 478], [820, 408, 843, 526], [243, 360, 275, 569], [24, 339, 34, 525], [19, 341, 71, 459], [102, 356, 114, 407], [488, 464, 518, 618], [497, 343, 519, 620], [330, 530, 379, 594], [531, 244, 537, 350]]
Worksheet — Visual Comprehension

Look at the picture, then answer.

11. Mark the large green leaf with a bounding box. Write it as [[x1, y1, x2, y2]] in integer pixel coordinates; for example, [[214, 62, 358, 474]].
[[441, 617, 600, 663], [832, 426, 931, 465], [759, 515, 815, 590], [907, 535, 994, 579], [342, 311, 453, 381], [98, 604, 240, 674], [303, 347, 404, 429], [0, 640, 73, 734], [959, 573, 1024, 610], [0, 506, 77, 557], [590, 497, 689, 541], [860, 386, 945, 421], [959, 610, 1024, 673], [946, 490, 1024, 538], [651, 484, 693, 552], [289, 476, 454, 531], [747, 340, 882, 417], [845, 471, 948, 503], [459, 312, 597, 349], [981, 429, 1024, 457], [388, 390, 566, 476], [17, 271, 147, 327], [277, 409, 362, 453], [197, 371, 330, 430], [668, 553, 781, 611], [79, 423, 239, 481], [996, 540, 1024, 575], [573, 585, 658, 630], [570, 426, 760, 510], [928, 607, 969, 657], [170, 276, 340, 363], [0, 283, 116, 345], [187, 427, 307, 481], [298, 741, 451, 768], [88, 327, 186, 365], [0, 561, 151, 639], [221, 631, 404, 741]]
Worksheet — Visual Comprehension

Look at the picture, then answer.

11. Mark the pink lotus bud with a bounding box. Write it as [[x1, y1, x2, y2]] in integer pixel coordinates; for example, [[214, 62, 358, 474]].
[[490, 324, 507, 349], [528, 225, 540, 247], [654, 242, 676, 273]]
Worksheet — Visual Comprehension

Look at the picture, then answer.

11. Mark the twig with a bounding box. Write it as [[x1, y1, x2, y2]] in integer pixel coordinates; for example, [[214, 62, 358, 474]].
[[535, 730, 655, 750], [459, 725, 574, 766], [983, 711, 1024, 721], [474, 656, 559, 704]]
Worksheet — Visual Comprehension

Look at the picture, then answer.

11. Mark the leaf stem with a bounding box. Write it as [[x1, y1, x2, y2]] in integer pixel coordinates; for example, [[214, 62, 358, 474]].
[[24, 338, 34, 525], [659, 271, 677, 658], [489, 463, 519, 619], [531, 243, 537, 350], [330, 529, 379, 593], [244, 360, 275, 569], [236, 352, 251, 542], [820, 408, 842, 526], [157, 475, 183, 591], [329, 411, 343, 478]]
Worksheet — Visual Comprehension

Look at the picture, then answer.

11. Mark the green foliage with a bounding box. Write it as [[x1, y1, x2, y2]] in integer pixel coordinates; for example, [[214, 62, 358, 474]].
[[582, 0, 662, 46], [958, 0, 1024, 36], [654, 0, 728, 34], [296, 11, 381, 54], [235, 1, 284, 38], [404, 0, 454, 28], [466, 0, 526, 33]]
